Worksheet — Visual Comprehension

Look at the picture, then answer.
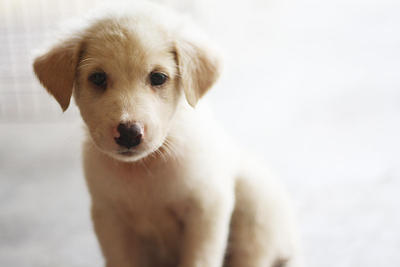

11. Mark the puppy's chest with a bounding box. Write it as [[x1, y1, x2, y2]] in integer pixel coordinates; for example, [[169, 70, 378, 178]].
[[107, 166, 188, 241]]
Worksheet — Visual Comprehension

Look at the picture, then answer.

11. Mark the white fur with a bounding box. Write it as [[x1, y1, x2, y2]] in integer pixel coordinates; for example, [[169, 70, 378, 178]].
[[33, 3, 301, 267]]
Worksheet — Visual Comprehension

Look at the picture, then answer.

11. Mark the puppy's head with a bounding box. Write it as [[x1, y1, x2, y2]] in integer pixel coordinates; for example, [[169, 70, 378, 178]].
[[33, 11, 220, 162]]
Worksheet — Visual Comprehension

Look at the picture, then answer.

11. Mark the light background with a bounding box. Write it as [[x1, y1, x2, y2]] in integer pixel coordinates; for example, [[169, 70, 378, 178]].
[[1, 0, 399, 266]]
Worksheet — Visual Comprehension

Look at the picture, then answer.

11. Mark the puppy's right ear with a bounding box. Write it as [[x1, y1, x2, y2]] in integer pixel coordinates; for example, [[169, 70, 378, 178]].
[[33, 38, 82, 111]]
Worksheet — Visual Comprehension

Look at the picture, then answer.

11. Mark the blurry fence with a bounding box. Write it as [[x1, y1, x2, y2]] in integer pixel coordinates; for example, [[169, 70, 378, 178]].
[[0, 0, 88, 122]]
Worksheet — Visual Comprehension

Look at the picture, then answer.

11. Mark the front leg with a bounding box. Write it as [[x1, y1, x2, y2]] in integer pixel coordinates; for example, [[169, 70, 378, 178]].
[[179, 193, 234, 267], [91, 203, 143, 267]]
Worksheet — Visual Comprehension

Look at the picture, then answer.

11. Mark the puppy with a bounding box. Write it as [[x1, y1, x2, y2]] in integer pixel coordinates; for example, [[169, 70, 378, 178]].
[[33, 4, 300, 267]]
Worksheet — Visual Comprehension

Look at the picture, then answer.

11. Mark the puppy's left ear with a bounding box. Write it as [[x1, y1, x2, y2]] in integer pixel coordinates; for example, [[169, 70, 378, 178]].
[[175, 39, 221, 107], [33, 37, 82, 111]]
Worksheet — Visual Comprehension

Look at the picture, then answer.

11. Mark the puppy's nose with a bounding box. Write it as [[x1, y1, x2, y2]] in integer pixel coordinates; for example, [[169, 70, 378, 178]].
[[114, 123, 143, 149]]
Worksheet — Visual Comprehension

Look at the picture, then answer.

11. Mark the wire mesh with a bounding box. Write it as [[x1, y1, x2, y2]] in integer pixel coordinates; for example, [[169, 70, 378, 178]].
[[0, 0, 101, 122]]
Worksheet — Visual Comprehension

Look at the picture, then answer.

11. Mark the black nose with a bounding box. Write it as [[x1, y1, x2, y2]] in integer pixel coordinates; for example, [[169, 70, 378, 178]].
[[115, 123, 143, 149]]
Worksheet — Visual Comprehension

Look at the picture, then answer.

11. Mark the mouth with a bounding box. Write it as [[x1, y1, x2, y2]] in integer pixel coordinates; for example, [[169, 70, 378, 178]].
[[117, 150, 136, 157], [111, 140, 166, 162]]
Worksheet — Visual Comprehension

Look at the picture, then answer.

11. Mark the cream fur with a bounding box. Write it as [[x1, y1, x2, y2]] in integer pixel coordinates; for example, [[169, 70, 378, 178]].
[[33, 3, 301, 267]]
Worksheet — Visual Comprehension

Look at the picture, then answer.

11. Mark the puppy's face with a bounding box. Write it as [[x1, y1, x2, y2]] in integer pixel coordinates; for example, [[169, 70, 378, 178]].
[[75, 19, 181, 161], [33, 15, 220, 162]]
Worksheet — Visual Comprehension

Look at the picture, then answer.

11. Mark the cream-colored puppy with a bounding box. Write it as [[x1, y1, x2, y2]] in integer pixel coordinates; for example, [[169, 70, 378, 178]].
[[33, 4, 300, 267]]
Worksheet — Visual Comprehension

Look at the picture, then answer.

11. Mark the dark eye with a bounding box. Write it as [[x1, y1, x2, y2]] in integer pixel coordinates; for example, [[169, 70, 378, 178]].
[[150, 72, 168, 86], [89, 72, 107, 89]]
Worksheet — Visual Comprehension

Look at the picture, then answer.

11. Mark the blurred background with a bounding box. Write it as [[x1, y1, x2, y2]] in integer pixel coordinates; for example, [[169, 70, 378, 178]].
[[1, 0, 399, 266]]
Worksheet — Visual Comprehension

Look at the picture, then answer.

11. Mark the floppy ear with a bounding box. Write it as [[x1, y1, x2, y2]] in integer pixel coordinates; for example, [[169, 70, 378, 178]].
[[175, 39, 221, 107], [33, 38, 82, 111]]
